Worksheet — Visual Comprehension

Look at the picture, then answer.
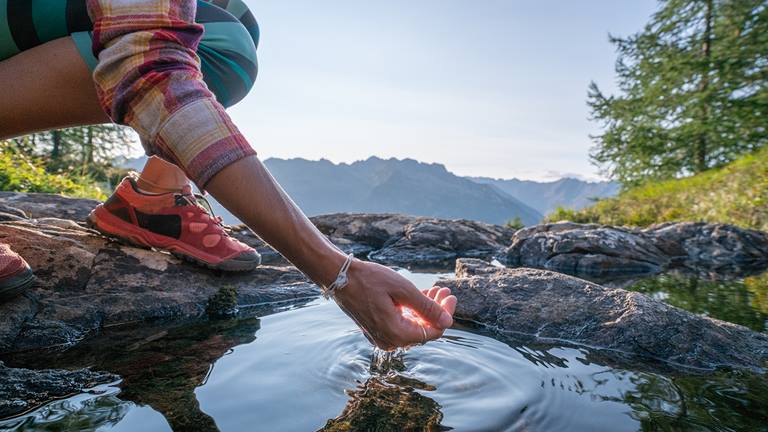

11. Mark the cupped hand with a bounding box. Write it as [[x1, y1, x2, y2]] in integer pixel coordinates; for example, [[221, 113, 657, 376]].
[[332, 260, 458, 350]]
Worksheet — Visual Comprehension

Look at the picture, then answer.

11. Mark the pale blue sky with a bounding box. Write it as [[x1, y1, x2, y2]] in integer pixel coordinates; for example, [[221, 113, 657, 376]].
[[225, 0, 658, 181]]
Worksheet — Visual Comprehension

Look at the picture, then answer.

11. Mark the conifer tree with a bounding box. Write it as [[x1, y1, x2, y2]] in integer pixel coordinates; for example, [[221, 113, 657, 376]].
[[589, 0, 767, 185]]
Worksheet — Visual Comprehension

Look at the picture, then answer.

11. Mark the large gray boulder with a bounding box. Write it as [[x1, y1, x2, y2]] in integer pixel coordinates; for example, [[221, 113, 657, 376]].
[[647, 222, 768, 272], [506, 221, 768, 277], [312, 213, 514, 268], [506, 222, 668, 275], [441, 259, 768, 371]]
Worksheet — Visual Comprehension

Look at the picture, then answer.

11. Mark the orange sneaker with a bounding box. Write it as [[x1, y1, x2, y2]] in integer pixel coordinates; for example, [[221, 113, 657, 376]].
[[0, 243, 34, 301], [89, 177, 260, 272]]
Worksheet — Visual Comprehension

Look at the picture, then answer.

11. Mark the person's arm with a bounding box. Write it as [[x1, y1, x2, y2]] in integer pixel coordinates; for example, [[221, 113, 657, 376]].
[[85, 0, 456, 349], [206, 156, 457, 349]]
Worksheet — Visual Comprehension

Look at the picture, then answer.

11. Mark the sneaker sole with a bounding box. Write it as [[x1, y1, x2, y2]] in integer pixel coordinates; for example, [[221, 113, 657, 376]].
[[88, 206, 260, 272], [0, 268, 34, 301]]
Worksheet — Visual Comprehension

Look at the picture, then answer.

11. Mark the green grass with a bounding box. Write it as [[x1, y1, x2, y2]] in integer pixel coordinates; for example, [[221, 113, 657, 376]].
[[547, 146, 768, 232], [0, 150, 106, 201]]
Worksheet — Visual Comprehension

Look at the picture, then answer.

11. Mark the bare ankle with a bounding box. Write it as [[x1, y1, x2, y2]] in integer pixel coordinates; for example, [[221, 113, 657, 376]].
[[135, 175, 187, 194]]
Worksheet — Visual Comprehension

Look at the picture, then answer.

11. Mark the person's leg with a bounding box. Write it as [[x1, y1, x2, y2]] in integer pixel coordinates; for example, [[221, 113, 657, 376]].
[[0, 37, 108, 139], [0, 36, 258, 270], [0, 37, 189, 194], [136, 156, 190, 194]]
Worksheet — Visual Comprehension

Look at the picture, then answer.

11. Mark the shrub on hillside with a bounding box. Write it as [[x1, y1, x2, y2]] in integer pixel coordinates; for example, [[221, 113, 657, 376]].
[[545, 147, 768, 232], [0, 148, 106, 200]]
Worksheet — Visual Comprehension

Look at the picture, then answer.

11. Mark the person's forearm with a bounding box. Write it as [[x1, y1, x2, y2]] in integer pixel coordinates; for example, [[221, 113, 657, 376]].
[[205, 155, 347, 286], [208, 156, 459, 349], [81, 0, 456, 349]]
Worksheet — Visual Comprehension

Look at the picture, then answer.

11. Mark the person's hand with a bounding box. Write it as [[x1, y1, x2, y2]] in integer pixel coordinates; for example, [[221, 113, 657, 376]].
[[332, 260, 457, 350]]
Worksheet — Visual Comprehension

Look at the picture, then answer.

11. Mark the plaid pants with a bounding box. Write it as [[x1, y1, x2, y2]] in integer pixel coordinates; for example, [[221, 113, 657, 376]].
[[87, 0, 256, 187]]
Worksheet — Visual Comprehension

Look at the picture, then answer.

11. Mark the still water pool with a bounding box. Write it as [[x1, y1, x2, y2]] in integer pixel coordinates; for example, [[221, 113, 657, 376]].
[[1, 270, 767, 431]]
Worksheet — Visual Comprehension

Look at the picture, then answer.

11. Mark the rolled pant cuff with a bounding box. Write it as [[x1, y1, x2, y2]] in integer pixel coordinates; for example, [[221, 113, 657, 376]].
[[186, 134, 256, 188], [150, 98, 257, 188]]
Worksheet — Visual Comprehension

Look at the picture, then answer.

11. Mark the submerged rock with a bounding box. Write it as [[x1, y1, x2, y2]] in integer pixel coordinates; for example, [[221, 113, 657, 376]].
[[442, 259, 768, 372], [321, 376, 443, 432], [506, 221, 768, 277], [322, 350, 443, 432], [0, 361, 117, 419]]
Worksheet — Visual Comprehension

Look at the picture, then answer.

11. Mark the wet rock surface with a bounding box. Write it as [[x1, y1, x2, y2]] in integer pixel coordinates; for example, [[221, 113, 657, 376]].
[[442, 259, 768, 372], [506, 221, 768, 277], [0, 361, 117, 419]]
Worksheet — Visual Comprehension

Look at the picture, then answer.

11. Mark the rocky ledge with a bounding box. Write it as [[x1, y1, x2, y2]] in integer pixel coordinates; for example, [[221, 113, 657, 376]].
[[1, 192, 767, 419], [5, 191, 767, 277], [506, 221, 768, 278], [442, 259, 768, 371], [0, 216, 318, 353]]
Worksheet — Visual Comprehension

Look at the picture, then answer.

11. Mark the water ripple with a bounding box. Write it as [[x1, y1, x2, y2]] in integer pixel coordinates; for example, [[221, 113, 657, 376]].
[[4, 270, 767, 431]]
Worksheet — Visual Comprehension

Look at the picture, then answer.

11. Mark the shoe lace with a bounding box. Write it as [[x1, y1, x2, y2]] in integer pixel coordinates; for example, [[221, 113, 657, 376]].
[[175, 190, 225, 228]]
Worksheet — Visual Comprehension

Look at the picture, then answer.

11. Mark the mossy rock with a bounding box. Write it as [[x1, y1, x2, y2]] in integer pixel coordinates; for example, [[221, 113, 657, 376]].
[[322, 376, 443, 432], [206, 286, 239, 317]]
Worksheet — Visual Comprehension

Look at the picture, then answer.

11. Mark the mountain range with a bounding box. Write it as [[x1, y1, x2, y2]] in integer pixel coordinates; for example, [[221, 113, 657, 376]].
[[470, 176, 620, 215], [263, 157, 542, 225], [118, 156, 618, 226]]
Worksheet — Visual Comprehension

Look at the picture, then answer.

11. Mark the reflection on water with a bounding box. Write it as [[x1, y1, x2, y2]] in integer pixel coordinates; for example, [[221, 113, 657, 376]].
[[609, 271, 768, 332], [1, 270, 767, 431], [1, 317, 266, 431], [321, 349, 443, 431]]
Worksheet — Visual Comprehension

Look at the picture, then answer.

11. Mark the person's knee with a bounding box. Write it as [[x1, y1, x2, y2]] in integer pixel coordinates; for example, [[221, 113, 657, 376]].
[[197, 3, 259, 108], [209, 0, 260, 48]]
